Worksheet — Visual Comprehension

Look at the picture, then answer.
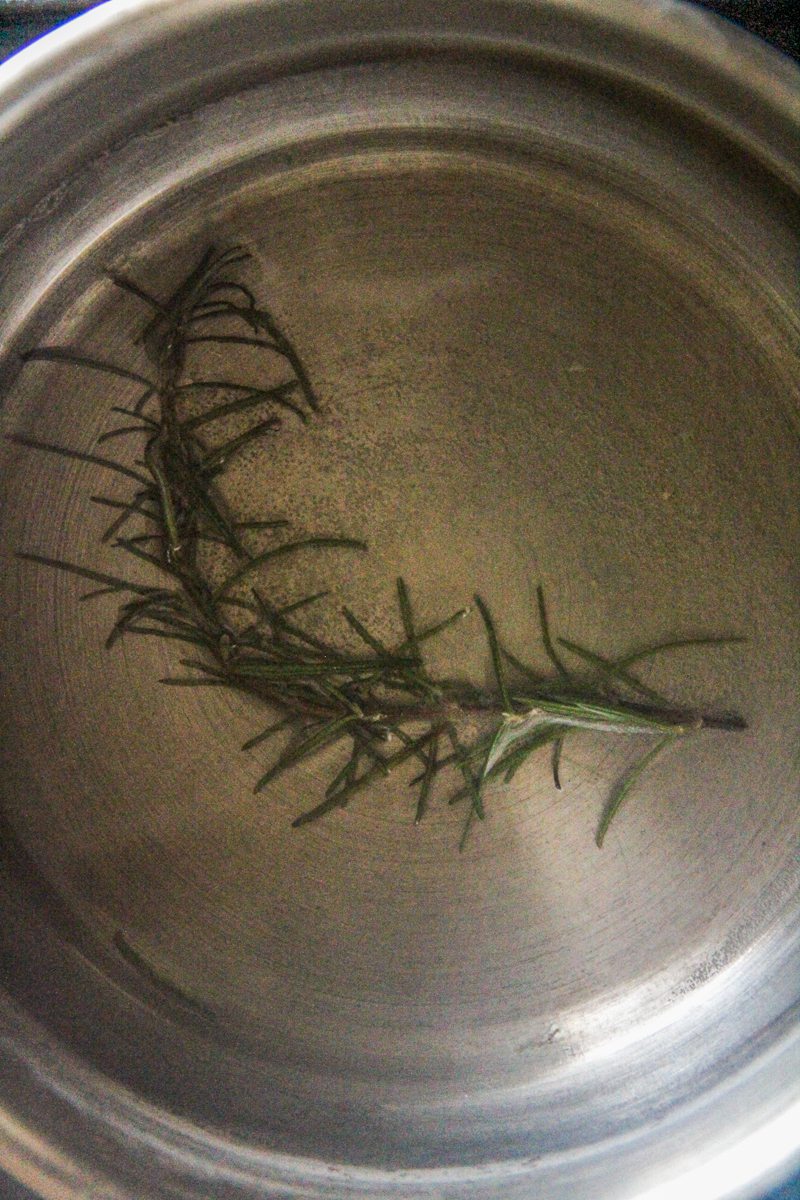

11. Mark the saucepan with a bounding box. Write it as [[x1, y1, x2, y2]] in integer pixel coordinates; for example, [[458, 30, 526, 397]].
[[0, 2, 798, 1197]]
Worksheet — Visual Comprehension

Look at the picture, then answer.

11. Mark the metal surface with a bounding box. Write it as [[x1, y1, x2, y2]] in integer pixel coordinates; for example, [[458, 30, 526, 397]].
[[0, 2, 799, 1198]]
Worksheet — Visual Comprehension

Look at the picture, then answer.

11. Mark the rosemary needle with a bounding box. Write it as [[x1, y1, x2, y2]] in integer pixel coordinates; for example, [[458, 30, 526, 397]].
[[595, 735, 677, 848], [397, 578, 421, 663], [22, 346, 155, 389], [109, 273, 168, 313], [536, 584, 570, 678], [182, 382, 305, 430], [17, 551, 156, 596], [415, 733, 439, 824], [96, 424, 158, 445], [292, 728, 439, 826], [8, 433, 152, 488], [551, 736, 564, 790], [343, 606, 388, 655], [242, 717, 295, 752], [212, 538, 367, 601], [617, 635, 747, 671], [253, 715, 357, 793], [474, 595, 511, 710], [557, 636, 670, 707]]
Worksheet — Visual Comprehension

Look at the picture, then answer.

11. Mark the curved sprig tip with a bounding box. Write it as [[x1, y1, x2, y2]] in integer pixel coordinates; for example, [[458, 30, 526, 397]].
[[10, 246, 746, 848]]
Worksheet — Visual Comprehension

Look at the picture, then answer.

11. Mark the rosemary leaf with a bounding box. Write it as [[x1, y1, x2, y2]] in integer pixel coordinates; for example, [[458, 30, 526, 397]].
[[498, 724, 565, 784], [397, 578, 421, 663], [110, 407, 159, 427], [415, 733, 439, 824], [159, 676, 233, 688], [507, 696, 693, 736], [251, 589, 340, 657], [137, 245, 237, 354], [245, 308, 320, 412], [133, 389, 157, 415], [108, 274, 167, 313], [501, 646, 544, 685], [98, 489, 159, 544], [413, 607, 470, 647], [556, 636, 670, 706], [474, 594, 511, 710], [383, 724, 429, 774], [80, 585, 119, 601], [218, 596, 260, 615], [201, 418, 280, 473], [213, 538, 367, 601], [536, 585, 569, 678], [551, 735, 564, 790], [342, 607, 387, 655], [459, 806, 476, 852], [445, 724, 485, 820], [292, 728, 438, 825], [8, 433, 151, 488], [231, 657, 415, 680], [617, 635, 747, 671], [253, 715, 357, 792], [106, 594, 175, 648], [90, 494, 157, 517], [595, 734, 677, 847], [181, 381, 305, 429], [410, 731, 494, 786], [350, 725, 390, 773], [17, 551, 156, 596], [21, 347, 154, 389], [96, 424, 156, 445], [188, 303, 248, 324], [236, 519, 291, 532], [279, 591, 329, 615], [185, 333, 283, 353], [241, 717, 295, 751], [141, 610, 211, 637], [114, 538, 173, 574], [203, 280, 258, 308], [325, 744, 362, 799], [123, 624, 210, 647]]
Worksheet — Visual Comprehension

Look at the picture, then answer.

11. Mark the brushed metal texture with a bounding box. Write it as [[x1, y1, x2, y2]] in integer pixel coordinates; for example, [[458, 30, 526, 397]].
[[0, 3, 798, 1199]]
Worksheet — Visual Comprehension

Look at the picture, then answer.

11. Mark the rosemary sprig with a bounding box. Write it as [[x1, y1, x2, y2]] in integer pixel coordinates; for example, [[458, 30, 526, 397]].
[[10, 246, 746, 850]]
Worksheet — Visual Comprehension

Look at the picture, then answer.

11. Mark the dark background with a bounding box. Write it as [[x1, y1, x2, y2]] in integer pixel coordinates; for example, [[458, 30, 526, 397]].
[[1, 0, 798, 58], [0, 1, 798, 1198]]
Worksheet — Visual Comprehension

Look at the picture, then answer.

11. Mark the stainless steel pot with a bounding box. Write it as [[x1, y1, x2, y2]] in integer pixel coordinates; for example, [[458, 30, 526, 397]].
[[0, 2, 799, 1198]]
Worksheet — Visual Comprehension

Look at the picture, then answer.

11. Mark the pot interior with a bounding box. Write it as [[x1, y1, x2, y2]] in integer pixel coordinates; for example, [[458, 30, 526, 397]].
[[0, 31, 799, 1197]]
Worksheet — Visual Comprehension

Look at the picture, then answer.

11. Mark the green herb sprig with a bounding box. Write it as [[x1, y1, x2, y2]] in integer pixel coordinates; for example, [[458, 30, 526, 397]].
[[10, 247, 746, 848]]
